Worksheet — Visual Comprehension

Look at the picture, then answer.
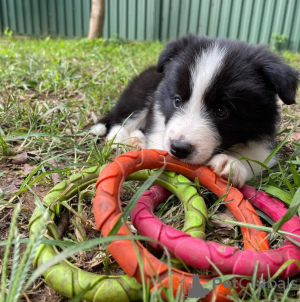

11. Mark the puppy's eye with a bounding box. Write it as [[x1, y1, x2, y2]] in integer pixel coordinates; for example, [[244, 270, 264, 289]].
[[173, 97, 182, 108], [215, 106, 230, 118]]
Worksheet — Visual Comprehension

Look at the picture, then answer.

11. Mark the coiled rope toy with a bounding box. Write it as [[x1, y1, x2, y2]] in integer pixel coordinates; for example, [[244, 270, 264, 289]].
[[93, 149, 273, 300], [29, 149, 300, 301]]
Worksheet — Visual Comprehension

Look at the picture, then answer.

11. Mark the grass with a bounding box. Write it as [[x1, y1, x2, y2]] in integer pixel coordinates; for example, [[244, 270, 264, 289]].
[[0, 35, 300, 302]]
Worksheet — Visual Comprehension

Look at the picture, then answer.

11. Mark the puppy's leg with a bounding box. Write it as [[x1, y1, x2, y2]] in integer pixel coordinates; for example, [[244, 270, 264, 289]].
[[90, 112, 113, 136], [90, 67, 163, 148]]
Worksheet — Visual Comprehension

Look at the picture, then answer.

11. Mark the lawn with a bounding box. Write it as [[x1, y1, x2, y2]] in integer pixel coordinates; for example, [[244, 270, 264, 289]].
[[0, 36, 300, 302]]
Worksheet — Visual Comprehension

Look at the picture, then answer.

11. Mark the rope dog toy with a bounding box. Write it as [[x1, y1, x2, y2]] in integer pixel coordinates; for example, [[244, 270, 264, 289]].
[[240, 185, 300, 278], [131, 185, 243, 301], [28, 166, 208, 301], [131, 184, 300, 278], [93, 149, 269, 299], [29, 166, 143, 302], [128, 169, 207, 239]]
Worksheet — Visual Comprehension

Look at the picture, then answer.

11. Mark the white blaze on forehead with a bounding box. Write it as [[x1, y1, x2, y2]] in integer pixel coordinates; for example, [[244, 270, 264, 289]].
[[163, 44, 226, 164], [189, 44, 227, 112]]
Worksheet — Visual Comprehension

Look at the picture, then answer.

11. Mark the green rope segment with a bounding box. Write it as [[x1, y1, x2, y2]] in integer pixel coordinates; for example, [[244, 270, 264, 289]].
[[28, 166, 208, 301], [129, 169, 208, 239]]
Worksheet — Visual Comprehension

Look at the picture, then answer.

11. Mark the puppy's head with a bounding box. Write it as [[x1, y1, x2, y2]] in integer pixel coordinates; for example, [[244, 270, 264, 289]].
[[156, 34, 299, 164]]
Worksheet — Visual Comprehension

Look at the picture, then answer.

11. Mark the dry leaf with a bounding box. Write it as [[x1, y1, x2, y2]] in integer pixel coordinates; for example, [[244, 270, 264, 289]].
[[91, 111, 98, 123], [11, 152, 28, 164], [48, 159, 62, 185], [27, 150, 42, 160], [1, 185, 18, 192], [211, 208, 236, 229], [22, 164, 36, 175]]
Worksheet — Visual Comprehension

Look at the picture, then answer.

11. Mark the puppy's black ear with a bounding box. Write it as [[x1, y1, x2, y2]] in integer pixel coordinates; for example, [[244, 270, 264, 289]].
[[261, 58, 299, 105], [157, 41, 183, 73], [157, 34, 198, 73]]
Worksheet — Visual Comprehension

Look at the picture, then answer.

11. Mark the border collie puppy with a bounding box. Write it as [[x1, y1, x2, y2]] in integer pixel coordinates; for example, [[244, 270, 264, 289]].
[[91, 34, 299, 187]]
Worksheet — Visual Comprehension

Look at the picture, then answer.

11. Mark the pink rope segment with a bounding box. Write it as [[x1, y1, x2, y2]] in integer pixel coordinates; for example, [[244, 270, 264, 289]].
[[132, 185, 300, 278]]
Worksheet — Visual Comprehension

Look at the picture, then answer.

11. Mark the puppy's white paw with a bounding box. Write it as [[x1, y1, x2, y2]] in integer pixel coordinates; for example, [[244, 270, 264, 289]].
[[106, 126, 146, 150], [106, 125, 130, 148], [90, 123, 107, 136], [125, 130, 147, 150], [207, 154, 247, 188]]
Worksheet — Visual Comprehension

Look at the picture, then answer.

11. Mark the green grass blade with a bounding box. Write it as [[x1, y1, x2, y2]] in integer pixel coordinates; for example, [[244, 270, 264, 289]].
[[6, 232, 21, 299], [265, 186, 293, 205], [212, 215, 300, 245], [0, 135, 10, 156], [24, 235, 165, 292], [273, 188, 300, 232], [264, 123, 298, 165], [7, 210, 49, 302], [0, 204, 21, 302], [270, 259, 300, 281], [290, 162, 300, 187], [69, 283, 94, 302], [0, 238, 75, 247], [4, 133, 81, 149]]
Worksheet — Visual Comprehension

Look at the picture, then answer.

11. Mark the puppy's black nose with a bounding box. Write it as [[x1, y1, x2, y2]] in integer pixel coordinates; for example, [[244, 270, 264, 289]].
[[170, 140, 194, 159]]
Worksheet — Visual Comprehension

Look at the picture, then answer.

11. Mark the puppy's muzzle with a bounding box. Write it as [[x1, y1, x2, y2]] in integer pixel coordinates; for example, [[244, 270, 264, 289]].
[[170, 140, 194, 159]]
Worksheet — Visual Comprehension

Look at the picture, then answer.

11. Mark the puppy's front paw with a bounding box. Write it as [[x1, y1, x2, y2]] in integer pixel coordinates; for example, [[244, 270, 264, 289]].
[[106, 125, 130, 148], [90, 123, 107, 136], [106, 127, 146, 150], [207, 154, 247, 188]]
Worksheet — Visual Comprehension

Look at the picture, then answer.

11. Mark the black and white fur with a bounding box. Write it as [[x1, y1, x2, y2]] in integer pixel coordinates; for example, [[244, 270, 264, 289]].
[[91, 34, 299, 187]]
